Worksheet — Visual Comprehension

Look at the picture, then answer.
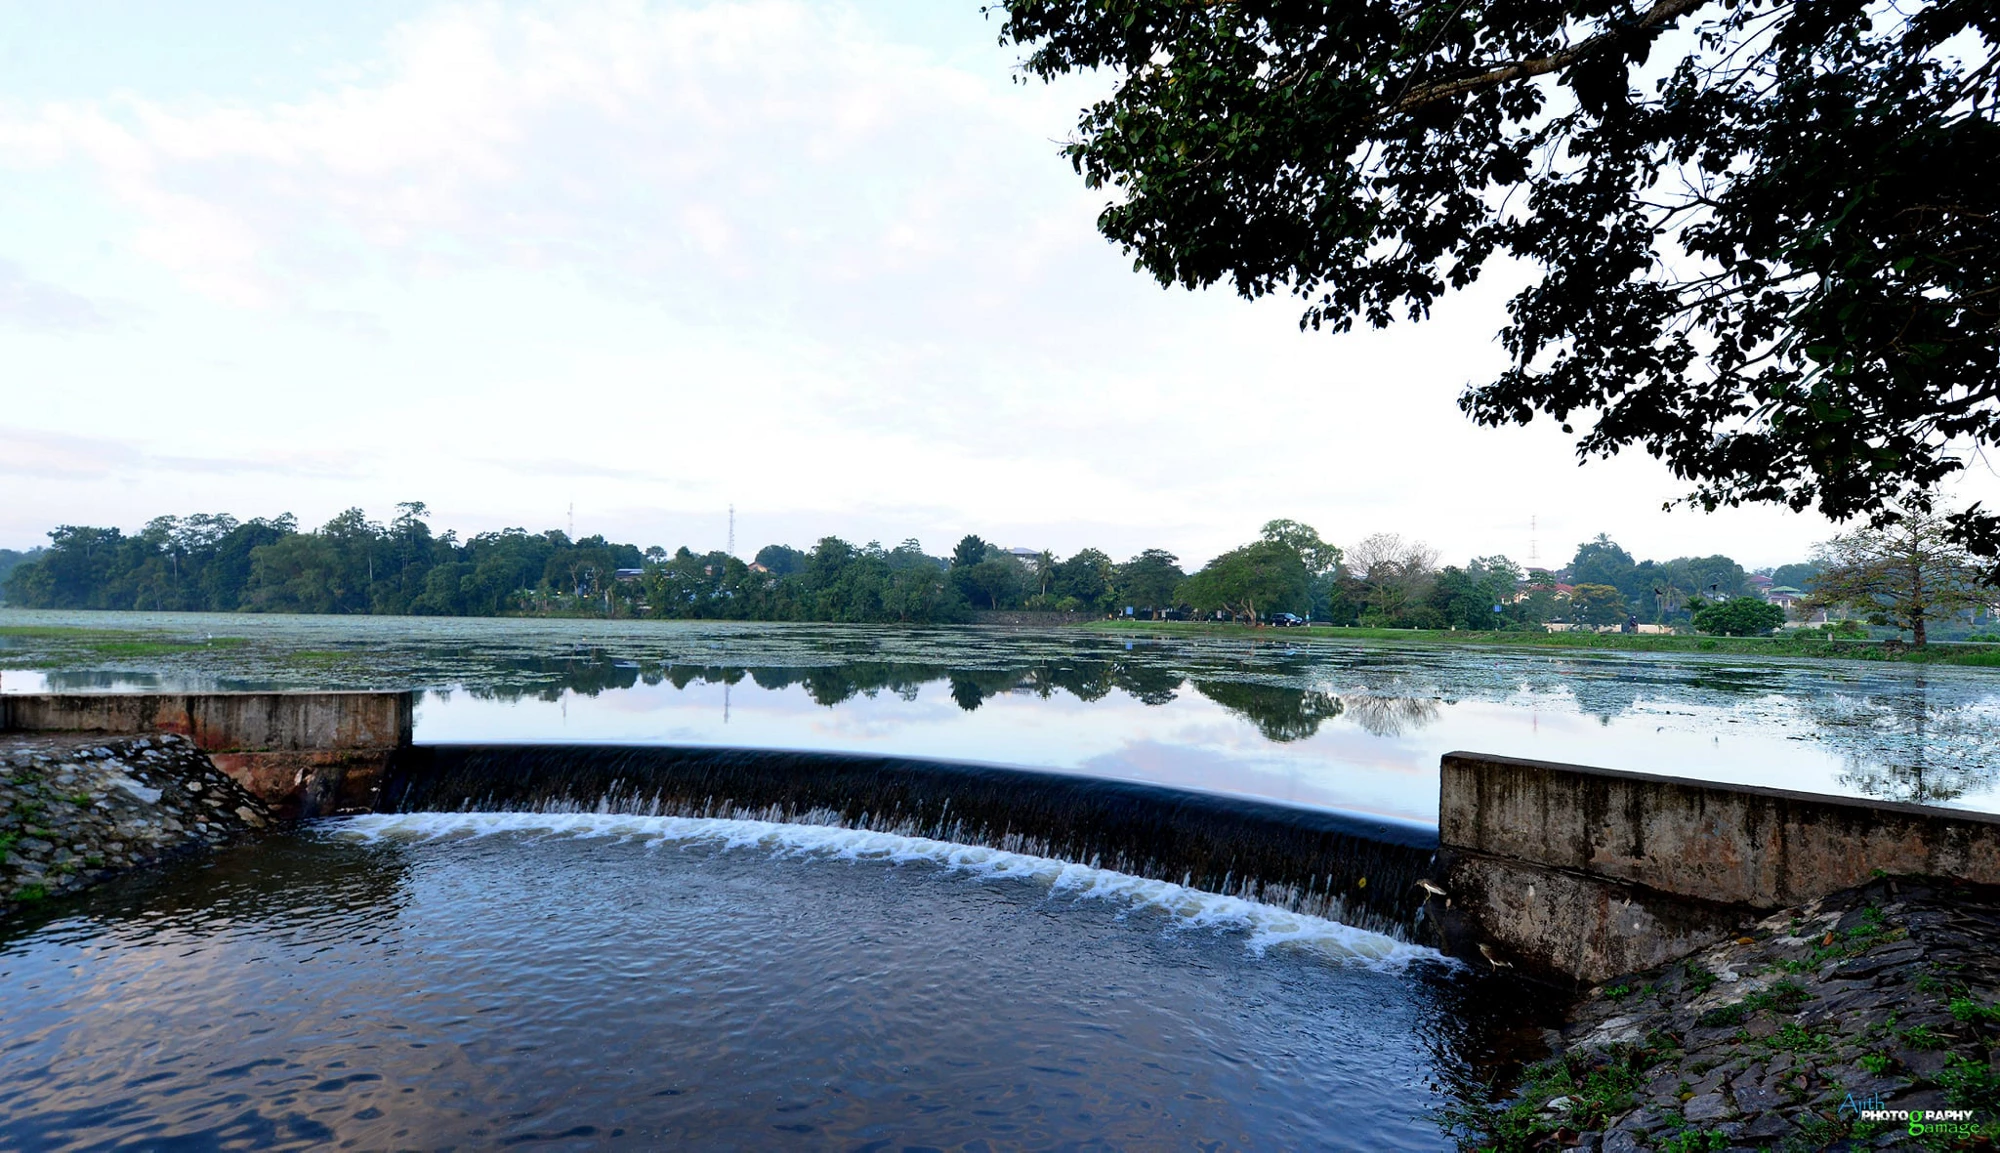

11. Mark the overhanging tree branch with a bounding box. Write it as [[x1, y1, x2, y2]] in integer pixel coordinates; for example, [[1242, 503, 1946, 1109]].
[[1392, 0, 1713, 112]]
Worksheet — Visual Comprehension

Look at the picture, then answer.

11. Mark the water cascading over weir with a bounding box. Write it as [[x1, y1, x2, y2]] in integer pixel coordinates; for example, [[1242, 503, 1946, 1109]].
[[29, 691, 1999, 981], [379, 744, 1443, 940], [0, 692, 1443, 940]]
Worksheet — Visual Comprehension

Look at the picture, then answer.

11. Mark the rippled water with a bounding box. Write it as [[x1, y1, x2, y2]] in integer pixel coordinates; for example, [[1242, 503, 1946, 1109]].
[[6, 609, 2000, 815], [0, 815, 1532, 1150]]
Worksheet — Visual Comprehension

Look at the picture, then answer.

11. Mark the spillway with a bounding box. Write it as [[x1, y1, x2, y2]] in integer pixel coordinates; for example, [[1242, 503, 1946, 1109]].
[[379, 743, 1441, 939]]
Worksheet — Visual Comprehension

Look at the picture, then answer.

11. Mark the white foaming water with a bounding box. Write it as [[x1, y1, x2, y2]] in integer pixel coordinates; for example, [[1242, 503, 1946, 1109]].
[[329, 811, 1442, 969]]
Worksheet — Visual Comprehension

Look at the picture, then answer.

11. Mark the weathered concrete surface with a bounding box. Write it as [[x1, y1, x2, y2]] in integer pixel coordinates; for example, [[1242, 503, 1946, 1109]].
[[0, 693, 412, 819], [1431, 846, 1757, 984], [1435, 752, 2000, 984]]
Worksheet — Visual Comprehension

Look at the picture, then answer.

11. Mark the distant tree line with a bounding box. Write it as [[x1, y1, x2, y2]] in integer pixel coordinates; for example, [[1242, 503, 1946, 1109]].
[[0, 506, 1183, 624], [15, 504, 1978, 638], [1160, 522, 1824, 633], [0, 548, 43, 593]]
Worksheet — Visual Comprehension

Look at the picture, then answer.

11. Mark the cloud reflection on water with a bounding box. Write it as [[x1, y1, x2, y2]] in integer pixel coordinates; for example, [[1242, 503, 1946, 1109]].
[[6, 613, 2000, 817]]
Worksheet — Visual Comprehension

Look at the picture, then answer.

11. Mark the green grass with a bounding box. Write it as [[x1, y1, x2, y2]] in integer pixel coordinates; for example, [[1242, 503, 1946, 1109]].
[[1659, 1130, 1730, 1153], [1694, 980, 1812, 1028], [87, 640, 212, 656], [1778, 905, 1907, 971], [1764, 1022, 1834, 1052], [1684, 963, 1720, 996], [1443, 1042, 1673, 1152], [1939, 1055, 2000, 1111], [1948, 996, 2000, 1025], [0, 625, 246, 652], [1900, 1023, 1951, 1050], [1086, 619, 2000, 664]]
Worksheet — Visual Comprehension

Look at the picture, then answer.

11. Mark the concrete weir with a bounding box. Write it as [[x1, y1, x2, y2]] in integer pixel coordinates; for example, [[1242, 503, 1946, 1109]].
[[1432, 752, 2000, 984], [381, 743, 1441, 938], [0, 692, 412, 820], [12, 691, 2000, 983]]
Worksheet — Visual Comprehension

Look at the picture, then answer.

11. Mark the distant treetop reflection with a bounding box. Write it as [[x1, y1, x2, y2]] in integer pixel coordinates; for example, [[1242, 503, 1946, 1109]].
[[24, 618, 2000, 808], [1191, 682, 1346, 742], [1336, 694, 1444, 739], [424, 652, 1443, 744], [409, 650, 2000, 804]]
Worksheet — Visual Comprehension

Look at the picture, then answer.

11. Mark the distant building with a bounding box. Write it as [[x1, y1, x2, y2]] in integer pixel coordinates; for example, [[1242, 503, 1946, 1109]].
[[614, 568, 645, 583], [1764, 585, 1805, 609], [1512, 581, 1575, 603]]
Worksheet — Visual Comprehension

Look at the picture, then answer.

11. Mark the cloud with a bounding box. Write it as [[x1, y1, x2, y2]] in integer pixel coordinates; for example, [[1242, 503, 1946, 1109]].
[[0, 426, 372, 481], [475, 455, 702, 487], [4, 2, 1957, 567], [0, 261, 119, 331], [0, 1, 1111, 346]]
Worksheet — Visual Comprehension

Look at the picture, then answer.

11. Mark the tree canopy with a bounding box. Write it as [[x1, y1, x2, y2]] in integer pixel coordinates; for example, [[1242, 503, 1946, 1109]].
[[1112, 548, 1185, 613], [1692, 596, 1785, 636], [1803, 508, 1994, 645], [998, 1, 2000, 555], [1178, 539, 1311, 621]]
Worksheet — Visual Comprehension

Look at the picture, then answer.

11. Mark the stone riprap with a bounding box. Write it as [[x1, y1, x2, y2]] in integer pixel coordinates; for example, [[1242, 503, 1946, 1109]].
[[0, 733, 269, 914], [1452, 877, 2000, 1150]]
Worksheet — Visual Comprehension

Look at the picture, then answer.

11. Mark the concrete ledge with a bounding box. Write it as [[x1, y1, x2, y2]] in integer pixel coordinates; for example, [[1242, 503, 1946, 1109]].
[[1437, 752, 2000, 983], [0, 693, 412, 819]]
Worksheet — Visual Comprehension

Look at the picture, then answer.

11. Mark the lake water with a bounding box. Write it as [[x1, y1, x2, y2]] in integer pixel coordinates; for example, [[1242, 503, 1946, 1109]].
[[5, 609, 1999, 819], [6, 609, 1994, 1147]]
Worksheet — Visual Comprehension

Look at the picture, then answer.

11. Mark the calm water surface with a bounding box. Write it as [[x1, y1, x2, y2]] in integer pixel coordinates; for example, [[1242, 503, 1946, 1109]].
[[0, 815, 1520, 1150], [6, 609, 1999, 818]]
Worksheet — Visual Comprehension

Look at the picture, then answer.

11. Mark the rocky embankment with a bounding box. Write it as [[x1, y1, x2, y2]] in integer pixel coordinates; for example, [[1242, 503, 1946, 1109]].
[[1, 733, 269, 913], [1456, 877, 2000, 1151]]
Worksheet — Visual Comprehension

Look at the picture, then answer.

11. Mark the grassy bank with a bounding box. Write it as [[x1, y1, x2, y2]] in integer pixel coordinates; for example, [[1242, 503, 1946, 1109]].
[[0, 624, 251, 659], [1084, 619, 2000, 666]]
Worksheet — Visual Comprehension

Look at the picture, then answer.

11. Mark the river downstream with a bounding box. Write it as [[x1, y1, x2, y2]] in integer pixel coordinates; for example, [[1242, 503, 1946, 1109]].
[[1, 812, 1525, 1150]]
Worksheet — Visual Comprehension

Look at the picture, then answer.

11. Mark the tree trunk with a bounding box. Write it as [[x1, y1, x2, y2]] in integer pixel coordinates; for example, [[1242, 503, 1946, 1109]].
[[1910, 561, 1927, 647]]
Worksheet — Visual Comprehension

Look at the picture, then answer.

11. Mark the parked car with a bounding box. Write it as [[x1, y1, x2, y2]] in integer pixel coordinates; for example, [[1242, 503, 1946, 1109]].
[[1269, 612, 1305, 627]]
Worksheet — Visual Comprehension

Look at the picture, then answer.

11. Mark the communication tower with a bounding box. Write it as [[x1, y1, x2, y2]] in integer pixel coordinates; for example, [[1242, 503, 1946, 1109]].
[[728, 505, 736, 556], [1529, 515, 1539, 568]]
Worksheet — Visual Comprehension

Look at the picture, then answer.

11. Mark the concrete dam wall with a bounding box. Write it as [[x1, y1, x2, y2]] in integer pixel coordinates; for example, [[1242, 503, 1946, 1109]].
[[0, 692, 411, 820], [382, 743, 1442, 939], [1433, 752, 2000, 983], [15, 691, 2000, 983]]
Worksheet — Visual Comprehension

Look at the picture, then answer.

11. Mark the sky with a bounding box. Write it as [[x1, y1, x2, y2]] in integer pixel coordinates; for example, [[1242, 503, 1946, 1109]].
[[4, 0, 1993, 570]]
